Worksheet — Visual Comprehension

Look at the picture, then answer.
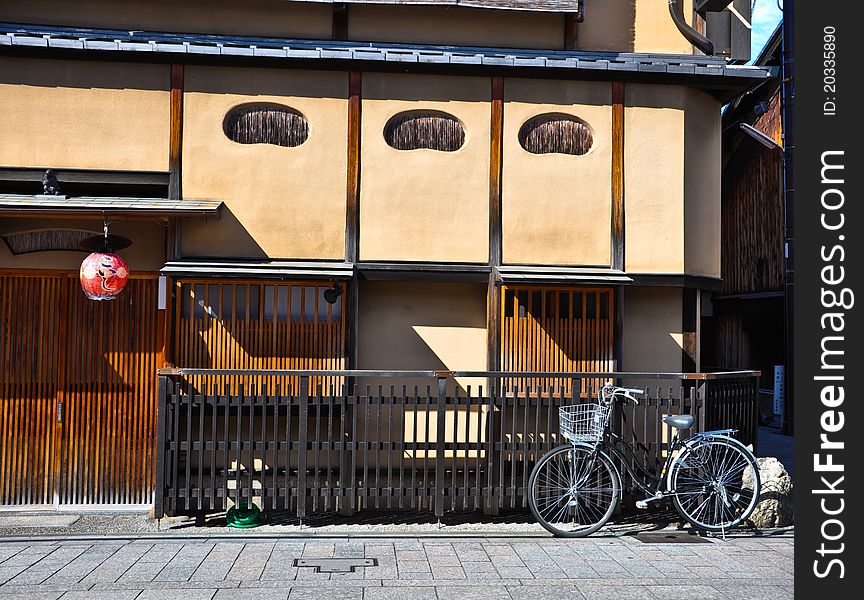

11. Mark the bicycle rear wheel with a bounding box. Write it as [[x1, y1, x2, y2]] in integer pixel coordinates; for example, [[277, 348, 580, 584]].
[[528, 444, 620, 537], [668, 438, 761, 531]]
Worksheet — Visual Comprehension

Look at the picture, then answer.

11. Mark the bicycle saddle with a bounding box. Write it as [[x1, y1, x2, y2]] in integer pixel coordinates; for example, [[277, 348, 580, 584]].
[[663, 414, 695, 430]]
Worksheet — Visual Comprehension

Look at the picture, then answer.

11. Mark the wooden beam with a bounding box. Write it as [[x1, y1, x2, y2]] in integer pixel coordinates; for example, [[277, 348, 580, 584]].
[[346, 71, 361, 264], [564, 13, 579, 50], [489, 76, 504, 268], [346, 72, 362, 372], [168, 64, 184, 201], [611, 82, 625, 271], [0, 167, 169, 187], [332, 4, 349, 41], [487, 76, 504, 373]]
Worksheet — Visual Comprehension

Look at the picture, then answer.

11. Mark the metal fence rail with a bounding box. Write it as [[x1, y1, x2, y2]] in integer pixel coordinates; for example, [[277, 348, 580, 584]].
[[153, 370, 759, 519]]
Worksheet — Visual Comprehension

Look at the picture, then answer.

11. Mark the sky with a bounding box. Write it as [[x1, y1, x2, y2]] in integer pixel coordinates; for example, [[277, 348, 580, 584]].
[[750, 0, 783, 58]]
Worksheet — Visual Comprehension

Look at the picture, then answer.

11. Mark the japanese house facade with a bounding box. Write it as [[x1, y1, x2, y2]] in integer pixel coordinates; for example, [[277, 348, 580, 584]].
[[0, 0, 770, 510]]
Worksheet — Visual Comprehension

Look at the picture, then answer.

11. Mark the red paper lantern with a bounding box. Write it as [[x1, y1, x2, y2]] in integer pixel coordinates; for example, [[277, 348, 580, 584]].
[[80, 252, 129, 300]]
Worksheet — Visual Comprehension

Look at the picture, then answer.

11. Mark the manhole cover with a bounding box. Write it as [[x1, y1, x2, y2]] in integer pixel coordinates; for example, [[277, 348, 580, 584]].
[[294, 558, 377, 573], [633, 533, 712, 544]]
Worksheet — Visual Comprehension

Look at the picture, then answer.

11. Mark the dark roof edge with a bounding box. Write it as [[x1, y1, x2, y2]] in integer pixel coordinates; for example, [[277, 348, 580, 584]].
[[286, 0, 583, 12], [0, 21, 772, 99]]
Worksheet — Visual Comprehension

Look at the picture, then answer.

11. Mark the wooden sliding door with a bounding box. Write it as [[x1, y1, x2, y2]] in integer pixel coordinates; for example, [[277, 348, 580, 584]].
[[500, 285, 615, 394], [0, 273, 162, 507]]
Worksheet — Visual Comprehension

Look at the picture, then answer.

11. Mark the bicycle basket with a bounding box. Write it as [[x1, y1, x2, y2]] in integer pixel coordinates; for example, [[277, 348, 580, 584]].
[[559, 403, 610, 442]]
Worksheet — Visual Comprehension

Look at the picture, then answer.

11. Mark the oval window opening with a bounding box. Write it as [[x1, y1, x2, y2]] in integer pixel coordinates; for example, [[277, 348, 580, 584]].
[[383, 111, 465, 152], [518, 113, 593, 156], [2, 229, 97, 255], [223, 104, 309, 147]]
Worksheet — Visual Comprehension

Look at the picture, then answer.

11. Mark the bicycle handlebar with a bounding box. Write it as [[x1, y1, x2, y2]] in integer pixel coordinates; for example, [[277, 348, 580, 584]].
[[601, 384, 645, 405]]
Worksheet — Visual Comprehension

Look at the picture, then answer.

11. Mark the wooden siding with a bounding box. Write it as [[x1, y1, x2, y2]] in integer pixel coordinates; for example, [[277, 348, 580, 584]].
[[173, 280, 347, 393], [720, 132, 784, 295], [0, 273, 162, 506], [720, 88, 783, 296], [500, 285, 614, 394]]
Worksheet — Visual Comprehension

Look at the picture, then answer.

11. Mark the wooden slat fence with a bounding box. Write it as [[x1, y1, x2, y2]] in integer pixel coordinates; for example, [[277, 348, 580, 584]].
[[154, 370, 758, 519]]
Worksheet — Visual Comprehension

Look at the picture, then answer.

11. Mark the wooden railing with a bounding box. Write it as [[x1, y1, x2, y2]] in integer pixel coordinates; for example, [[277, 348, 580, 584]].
[[153, 370, 759, 519]]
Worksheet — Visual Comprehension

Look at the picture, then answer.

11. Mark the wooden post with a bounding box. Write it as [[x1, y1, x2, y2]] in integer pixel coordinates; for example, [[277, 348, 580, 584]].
[[332, 4, 348, 40], [612, 82, 625, 271], [614, 286, 624, 371], [51, 277, 70, 507], [168, 64, 184, 281], [297, 376, 309, 519], [153, 374, 169, 519], [346, 72, 361, 375], [564, 13, 579, 50], [487, 77, 504, 384], [434, 375, 447, 518], [168, 64, 184, 201], [682, 288, 698, 372], [346, 72, 361, 266]]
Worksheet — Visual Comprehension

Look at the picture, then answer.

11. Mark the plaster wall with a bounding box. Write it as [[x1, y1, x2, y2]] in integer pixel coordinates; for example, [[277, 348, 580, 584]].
[[359, 74, 490, 263], [624, 84, 685, 273], [0, 58, 169, 172], [181, 66, 348, 260], [576, 0, 695, 54], [502, 79, 613, 266], [0, 0, 332, 39], [348, 5, 564, 49], [684, 88, 722, 278], [621, 286, 684, 376]]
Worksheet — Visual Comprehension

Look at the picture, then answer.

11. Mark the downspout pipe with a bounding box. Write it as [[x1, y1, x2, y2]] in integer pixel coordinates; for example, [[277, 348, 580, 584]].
[[669, 0, 715, 55], [780, 1, 794, 435]]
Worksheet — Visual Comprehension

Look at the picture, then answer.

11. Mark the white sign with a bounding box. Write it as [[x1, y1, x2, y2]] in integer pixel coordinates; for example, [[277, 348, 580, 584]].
[[773, 365, 784, 415]]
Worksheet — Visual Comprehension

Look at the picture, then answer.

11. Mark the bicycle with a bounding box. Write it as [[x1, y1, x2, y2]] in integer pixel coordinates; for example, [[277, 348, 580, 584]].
[[528, 384, 761, 537]]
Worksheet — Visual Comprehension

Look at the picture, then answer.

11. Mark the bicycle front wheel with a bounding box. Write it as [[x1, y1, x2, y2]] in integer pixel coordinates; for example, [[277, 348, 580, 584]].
[[668, 438, 761, 531], [528, 444, 620, 537]]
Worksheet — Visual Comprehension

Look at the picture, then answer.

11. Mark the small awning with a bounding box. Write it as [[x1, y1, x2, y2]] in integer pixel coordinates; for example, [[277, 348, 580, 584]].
[[161, 260, 354, 279], [496, 266, 635, 285], [0, 194, 223, 217]]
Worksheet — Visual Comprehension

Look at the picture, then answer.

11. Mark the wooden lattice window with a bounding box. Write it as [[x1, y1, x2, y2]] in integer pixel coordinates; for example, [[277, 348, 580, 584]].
[[174, 280, 346, 392], [500, 285, 614, 394]]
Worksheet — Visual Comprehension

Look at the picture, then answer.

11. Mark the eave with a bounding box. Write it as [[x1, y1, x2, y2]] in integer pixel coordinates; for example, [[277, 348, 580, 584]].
[[0, 194, 223, 219], [0, 22, 773, 103]]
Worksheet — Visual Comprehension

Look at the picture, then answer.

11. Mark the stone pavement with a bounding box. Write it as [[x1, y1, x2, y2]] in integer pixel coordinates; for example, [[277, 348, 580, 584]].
[[0, 533, 793, 600]]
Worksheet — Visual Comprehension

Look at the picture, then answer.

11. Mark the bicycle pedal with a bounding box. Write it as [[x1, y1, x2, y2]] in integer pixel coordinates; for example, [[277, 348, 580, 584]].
[[635, 500, 649, 509]]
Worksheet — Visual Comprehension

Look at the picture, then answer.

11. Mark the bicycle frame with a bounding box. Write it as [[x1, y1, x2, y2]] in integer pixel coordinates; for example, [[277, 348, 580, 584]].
[[581, 426, 747, 502], [591, 430, 684, 497]]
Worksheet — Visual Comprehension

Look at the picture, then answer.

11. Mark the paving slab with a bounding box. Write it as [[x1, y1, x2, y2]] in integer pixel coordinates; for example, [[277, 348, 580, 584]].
[[0, 531, 793, 600], [0, 591, 63, 600], [0, 516, 79, 529], [137, 590, 217, 600]]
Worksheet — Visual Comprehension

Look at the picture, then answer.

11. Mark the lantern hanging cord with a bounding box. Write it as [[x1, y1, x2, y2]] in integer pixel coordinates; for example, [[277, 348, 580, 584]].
[[103, 219, 111, 252]]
